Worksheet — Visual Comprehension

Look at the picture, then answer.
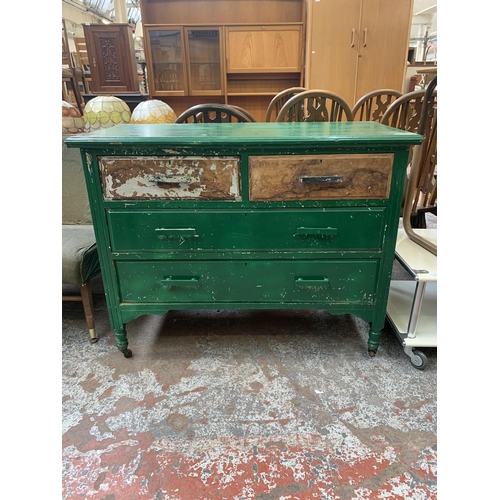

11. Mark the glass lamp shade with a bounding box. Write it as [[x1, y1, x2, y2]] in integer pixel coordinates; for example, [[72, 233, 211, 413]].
[[130, 99, 177, 124], [83, 96, 131, 132], [62, 101, 84, 134]]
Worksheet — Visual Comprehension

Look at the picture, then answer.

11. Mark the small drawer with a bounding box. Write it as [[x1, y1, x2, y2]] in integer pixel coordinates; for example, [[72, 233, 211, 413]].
[[99, 156, 241, 200], [107, 208, 386, 252], [115, 260, 379, 304], [249, 154, 393, 201]]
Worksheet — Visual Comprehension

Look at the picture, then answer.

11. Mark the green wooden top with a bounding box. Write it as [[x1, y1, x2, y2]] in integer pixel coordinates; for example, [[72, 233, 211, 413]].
[[65, 122, 422, 149]]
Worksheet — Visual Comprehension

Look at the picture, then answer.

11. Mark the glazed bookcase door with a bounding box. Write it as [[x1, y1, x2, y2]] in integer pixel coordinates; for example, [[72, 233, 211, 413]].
[[145, 27, 188, 95], [185, 27, 225, 95]]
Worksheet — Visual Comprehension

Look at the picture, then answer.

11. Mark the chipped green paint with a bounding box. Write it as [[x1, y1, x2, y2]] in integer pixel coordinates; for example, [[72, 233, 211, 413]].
[[65, 122, 422, 357]]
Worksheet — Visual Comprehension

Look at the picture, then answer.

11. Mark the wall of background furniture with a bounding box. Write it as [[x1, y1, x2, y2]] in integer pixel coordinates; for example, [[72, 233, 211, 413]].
[[64, 0, 416, 122]]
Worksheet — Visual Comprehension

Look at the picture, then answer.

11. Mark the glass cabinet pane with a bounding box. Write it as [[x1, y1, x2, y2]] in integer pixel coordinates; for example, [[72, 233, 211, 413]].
[[149, 29, 185, 92], [187, 29, 222, 93]]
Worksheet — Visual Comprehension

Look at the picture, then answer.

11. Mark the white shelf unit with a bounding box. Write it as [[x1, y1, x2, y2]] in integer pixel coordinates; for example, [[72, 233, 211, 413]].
[[386, 228, 437, 369]]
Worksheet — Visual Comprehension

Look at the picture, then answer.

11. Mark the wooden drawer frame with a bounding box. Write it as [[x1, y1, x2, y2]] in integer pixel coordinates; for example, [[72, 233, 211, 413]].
[[99, 155, 241, 200], [249, 154, 394, 201], [107, 208, 387, 252]]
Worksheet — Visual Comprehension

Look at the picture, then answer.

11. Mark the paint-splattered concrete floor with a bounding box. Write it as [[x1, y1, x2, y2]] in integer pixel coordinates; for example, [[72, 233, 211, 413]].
[[62, 258, 437, 500]]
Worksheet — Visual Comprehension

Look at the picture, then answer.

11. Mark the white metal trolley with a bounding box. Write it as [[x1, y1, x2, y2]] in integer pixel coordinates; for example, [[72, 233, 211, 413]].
[[386, 229, 437, 369]]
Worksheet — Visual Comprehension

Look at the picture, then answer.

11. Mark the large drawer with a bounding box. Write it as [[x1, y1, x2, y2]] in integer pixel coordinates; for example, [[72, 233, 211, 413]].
[[115, 260, 379, 304], [249, 154, 393, 201], [99, 156, 241, 200], [107, 208, 386, 252]]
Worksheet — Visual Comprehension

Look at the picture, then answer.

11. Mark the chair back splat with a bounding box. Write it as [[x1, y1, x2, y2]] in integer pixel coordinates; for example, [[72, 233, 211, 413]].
[[229, 105, 257, 122], [265, 87, 307, 122], [352, 89, 403, 122], [276, 89, 353, 122], [175, 103, 254, 123], [381, 89, 437, 134], [382, 86, 438, 234]]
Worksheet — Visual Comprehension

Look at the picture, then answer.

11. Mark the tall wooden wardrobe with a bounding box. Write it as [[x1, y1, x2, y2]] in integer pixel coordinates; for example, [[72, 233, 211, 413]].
[[306, 0, 414, 108]]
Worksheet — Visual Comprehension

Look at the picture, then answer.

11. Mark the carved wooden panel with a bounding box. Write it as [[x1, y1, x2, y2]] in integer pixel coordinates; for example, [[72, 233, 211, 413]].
[[99, 37, 120, 81], [248, 154, 394, 201], [99, 156, 241, 200]]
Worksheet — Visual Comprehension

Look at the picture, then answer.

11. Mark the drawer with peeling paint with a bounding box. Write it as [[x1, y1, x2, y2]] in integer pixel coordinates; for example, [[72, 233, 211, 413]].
[[106, 208, 387, 252], [99, 155, 241, 200], [248, 154, 393, 201], [115, 259, 379, 304]]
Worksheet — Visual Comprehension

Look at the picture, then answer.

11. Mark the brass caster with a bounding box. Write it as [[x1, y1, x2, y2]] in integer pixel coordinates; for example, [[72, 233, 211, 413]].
[[89, 337, 99, 344], [368, 350, 377, 357]]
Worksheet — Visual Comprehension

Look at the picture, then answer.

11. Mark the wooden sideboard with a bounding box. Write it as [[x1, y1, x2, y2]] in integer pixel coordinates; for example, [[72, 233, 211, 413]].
[[65, 122, 422, 358]]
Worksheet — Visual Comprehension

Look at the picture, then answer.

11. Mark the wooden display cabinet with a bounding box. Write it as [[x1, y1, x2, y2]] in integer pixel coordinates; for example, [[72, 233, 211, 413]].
[[82, 23, 139, 94], [145, 26, 225, 97], [140, 0, 306, 121], [145, 25, 224, 97]]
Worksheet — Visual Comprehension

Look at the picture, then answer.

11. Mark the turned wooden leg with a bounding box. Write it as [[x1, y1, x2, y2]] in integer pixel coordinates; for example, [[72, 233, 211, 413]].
[[114, 326, 132, 358], [367, 326, 381, 357], [80, 281, 98, 343]]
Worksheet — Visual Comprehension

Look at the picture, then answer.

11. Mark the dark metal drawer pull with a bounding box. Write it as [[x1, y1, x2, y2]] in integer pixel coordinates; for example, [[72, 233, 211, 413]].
[[300, 175, 343, 183], [149, 174, 192, 184], [294, 277, 330, 287], [296, 227, 338, 236], [155, 228, 197, 238], [161, 276, 200, 287]]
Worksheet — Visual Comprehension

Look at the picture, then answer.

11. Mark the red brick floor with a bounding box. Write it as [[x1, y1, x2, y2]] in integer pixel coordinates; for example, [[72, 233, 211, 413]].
[[63, 301, 437, 499]]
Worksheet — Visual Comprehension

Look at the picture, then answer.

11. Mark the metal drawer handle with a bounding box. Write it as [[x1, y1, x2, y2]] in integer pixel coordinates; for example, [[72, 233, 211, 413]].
[[294, 277, 330, 287], [296, 227, 338, 236], [161, 276, 200, 287], [149, 174, 193, 184], [155, 228, 197, 238], [300, 176, 343, 184]]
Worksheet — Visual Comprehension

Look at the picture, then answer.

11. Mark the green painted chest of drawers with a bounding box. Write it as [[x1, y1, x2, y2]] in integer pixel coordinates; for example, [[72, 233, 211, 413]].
[[66, 122, 422, 358]]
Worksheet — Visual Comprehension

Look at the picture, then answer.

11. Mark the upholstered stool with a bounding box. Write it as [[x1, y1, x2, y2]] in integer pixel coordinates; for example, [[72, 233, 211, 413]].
[[62, 226, 100, 342], [62, 136, 101, 342]]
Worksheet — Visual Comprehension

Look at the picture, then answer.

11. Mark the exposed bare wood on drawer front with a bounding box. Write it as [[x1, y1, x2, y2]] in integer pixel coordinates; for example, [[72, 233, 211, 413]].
[[99, 156, 241, 200], [248, 154, 394, 201]]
